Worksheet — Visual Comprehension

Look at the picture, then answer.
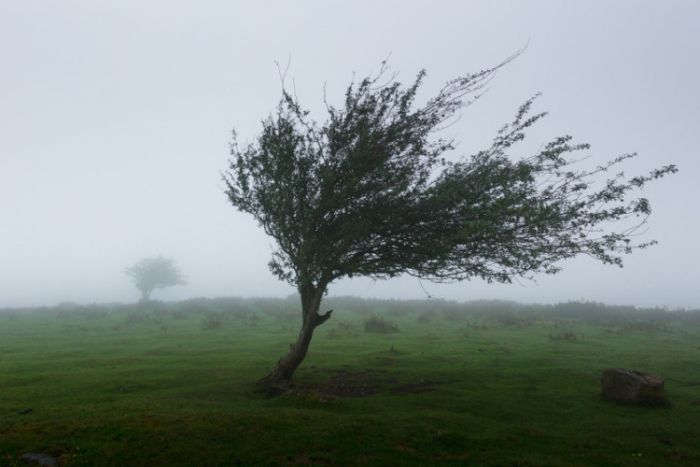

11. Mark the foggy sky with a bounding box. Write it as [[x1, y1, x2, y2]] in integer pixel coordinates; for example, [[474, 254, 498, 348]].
[[1, 0, 698, 308]]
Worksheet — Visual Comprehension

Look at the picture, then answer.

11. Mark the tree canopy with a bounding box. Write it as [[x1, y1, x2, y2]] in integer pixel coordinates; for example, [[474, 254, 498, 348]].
[[124, 256, 185, 302], [223, 59, 676, 388]]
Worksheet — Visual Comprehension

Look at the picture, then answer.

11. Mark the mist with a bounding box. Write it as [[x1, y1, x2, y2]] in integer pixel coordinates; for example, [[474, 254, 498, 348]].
[[1, 0, 698, 309]]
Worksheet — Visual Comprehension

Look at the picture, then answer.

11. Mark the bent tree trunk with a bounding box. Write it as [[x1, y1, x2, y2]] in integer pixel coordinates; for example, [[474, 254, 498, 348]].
[[257, 285, 332, 392]]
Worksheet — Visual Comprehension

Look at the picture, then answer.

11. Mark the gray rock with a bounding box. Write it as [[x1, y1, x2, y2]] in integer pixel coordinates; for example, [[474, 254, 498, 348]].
[[601, 368, 666, 404], [19, 453, 58, 466]]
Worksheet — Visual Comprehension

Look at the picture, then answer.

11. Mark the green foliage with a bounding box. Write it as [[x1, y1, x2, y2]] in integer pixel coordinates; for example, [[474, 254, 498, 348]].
[[224, 59, 676, 292], [363, 315, 399, 333], [201, 312, 226, 330], [548, 331, 582, 342], [326, 320, 359, 339], [124, 256, 186, 301]]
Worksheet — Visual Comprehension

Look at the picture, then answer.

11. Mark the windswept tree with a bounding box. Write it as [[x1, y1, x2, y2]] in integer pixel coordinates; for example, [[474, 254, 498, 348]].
[[224, 58, 676, 390], [124, 256, 185, 302]]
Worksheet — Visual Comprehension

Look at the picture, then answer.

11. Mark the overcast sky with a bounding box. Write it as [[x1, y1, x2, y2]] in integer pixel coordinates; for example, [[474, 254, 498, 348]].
[[1, 0, 697, 309]]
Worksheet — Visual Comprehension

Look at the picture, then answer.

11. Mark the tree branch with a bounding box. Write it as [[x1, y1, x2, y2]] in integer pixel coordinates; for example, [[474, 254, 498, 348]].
[[316, 309, 333, 326]]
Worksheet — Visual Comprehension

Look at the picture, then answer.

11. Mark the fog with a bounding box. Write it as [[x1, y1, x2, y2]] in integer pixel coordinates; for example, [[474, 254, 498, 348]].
[[1, 0, 697, 309]]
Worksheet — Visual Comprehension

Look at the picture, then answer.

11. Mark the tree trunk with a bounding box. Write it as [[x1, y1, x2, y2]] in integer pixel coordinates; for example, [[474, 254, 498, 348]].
[[139, 289, 152, 302], [257, 284, 332, 393]]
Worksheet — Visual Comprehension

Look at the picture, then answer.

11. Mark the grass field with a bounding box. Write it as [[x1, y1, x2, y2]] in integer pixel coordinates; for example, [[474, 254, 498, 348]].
[[1, 297, 699, 466]]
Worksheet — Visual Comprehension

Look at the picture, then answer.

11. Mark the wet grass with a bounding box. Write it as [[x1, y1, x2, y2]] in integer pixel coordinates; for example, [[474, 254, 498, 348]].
[[1, 298, 699, 466]]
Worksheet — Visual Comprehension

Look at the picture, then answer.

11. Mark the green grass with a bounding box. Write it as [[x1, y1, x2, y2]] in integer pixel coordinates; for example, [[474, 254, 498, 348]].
[[1, 298, 699, 466]]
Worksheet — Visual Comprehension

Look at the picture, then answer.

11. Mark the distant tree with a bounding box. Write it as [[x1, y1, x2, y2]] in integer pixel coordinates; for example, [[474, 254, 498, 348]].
[[124, 256, 185, 302], [223, 57, 676, 390]]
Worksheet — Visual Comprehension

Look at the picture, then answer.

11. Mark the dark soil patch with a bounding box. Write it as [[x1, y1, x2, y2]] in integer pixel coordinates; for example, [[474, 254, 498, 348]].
[[296, 369, 390, 397], [289, 369, 456, 397], [391, 378, 460, 395], [293, 368, 458, 397], [391, 379, 438, 394]]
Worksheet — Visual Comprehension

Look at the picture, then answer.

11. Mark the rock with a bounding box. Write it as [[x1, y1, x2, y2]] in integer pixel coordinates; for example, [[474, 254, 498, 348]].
[[19, 453, 58, 466], [601, 368, 666, 404]]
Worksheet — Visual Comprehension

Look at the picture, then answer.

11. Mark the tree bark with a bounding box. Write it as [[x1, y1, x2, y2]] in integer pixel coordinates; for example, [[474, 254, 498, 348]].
[[257, 284, 332, 393]]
